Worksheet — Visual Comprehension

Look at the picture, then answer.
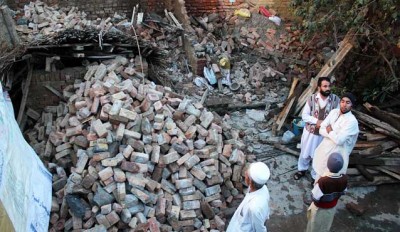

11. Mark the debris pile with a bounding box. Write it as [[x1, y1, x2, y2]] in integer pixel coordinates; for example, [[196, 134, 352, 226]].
[[347, 103, 400, 186], [24, 56, 254, 231]]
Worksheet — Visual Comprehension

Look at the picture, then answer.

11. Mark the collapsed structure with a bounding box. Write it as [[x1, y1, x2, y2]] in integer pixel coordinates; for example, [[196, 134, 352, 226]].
[[25, 56, 253, 231], [1, 0, 400, 231]]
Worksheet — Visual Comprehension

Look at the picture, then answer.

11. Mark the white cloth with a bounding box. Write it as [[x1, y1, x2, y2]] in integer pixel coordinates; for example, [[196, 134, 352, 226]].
[[227, 185, 270, 232], [312, 109, 359, 177], [298, 94, 339, 172]]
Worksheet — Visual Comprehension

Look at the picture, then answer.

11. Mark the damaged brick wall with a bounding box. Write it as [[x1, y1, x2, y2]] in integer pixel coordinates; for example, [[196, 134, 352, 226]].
[[184, 0, 292, 18], [27, 67, 86, 112], [10, 0, 153, 19], [184, 0, 245, 16], [255, 0, 292, 18]]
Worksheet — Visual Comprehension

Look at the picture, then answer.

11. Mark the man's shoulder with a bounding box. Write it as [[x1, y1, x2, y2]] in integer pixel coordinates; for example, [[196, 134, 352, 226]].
[[348, 112, 359, 123], [329, 108, 340, 114]]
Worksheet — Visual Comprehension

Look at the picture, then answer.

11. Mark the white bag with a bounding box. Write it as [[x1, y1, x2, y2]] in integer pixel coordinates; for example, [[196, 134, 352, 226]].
[[0, 83, 52, 232]]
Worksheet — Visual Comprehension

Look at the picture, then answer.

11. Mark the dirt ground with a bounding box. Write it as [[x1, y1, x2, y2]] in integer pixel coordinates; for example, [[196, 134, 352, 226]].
[[226, 110, 400, 232], [267, 168, 400, 232]]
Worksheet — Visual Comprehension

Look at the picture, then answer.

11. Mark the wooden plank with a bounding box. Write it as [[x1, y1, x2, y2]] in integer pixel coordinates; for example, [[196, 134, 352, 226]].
[[168, 12, 183, 30], [353, 110, 400, 140], [200, 89, 209, 105], [164, 9, 174, 25], [381, 140, 399, 151], [354, 141, 382, 148], [45, 85, 66, 101], [293, 29, 356, 115], [17, 61, 33, 126], [0, 5, 21, 48], [276, 97, 295, 131], [373, 167, 400, 181], [355, 164, 374, 181], [273, 143, 299, 157], [288, 77, 299, 98], [364, 102, 400, 131], [365, 133, 387, 141], [348, 175, 400, 187], [349, 156, 400, 166]]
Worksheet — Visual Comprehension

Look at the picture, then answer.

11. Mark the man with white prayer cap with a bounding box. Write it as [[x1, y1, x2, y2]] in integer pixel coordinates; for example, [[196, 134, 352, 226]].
[[226, 162, 271, 232]]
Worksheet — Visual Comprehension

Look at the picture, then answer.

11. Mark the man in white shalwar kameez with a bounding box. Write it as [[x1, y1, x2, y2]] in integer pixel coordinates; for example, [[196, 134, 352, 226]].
[[312, 93, 359, 181], [294, 77, 340, 181], [227, 162, 270, 232]]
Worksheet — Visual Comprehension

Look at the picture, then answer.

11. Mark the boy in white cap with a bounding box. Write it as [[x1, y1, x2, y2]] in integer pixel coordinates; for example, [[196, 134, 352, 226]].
[[306, 152, 348, 232], [227, 162, 271, 232]]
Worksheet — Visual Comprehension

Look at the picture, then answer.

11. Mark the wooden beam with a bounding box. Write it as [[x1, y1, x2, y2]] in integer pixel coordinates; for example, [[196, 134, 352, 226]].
[[353, 110, 400, 140], [275, 96, 295, 131], [168, 12, 183, 30], [200, 89, 209, 105], [17, 61, 33, 126], [0, 5, 21, 48], [273, 143, 300, 157], [349, 156, 400, 166], [373, 167, 400, 181], [365, 133, 387, 141], [44, 85, 66, 101], [355, 164, 374, 181], [288, 77, 299, 98], [348, 175, 400, 187], [363, 102, 400, 131]]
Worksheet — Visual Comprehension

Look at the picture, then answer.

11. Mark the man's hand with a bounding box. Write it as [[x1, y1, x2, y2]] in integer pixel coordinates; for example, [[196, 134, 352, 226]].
[[316, 120, 323, 128], [326, 125, 333, 133]]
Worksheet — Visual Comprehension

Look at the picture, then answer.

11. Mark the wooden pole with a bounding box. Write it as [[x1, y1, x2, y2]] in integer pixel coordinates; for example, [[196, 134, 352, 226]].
[[17, 60, 33, 127]]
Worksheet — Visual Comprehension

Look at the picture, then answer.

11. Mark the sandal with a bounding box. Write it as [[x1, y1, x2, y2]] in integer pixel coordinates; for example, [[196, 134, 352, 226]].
[[293, 171, 306, 180]]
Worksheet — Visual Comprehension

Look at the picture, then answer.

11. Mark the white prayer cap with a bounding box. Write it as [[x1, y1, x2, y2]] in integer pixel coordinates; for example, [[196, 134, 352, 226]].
[[248, 162, 270, 185]]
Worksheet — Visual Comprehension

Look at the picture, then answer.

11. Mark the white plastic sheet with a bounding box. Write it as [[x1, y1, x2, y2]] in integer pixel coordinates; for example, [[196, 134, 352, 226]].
[[0, 83, 52, 232]]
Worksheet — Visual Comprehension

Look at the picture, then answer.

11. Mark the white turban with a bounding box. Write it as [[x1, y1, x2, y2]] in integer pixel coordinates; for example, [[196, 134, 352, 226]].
[[249, 162, 270, 185]]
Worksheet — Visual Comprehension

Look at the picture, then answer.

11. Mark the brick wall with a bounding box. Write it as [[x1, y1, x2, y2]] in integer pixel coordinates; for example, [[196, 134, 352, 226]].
[[7, 0, 293, 20], [27, 67, 86, 112], [254, 0, 292, 18], [184, 0, 292, 19], [9, 0, 146, 19], [185, 0, 245, 16]]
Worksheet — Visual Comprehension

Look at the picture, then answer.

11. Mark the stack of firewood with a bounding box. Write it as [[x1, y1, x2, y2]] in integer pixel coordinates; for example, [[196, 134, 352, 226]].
[[24, 55, 253, 231], [347, 103, 400, 187]]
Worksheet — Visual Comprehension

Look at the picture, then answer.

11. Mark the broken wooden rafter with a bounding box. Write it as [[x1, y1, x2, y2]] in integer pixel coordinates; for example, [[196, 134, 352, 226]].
[[352, 109, 400, 140], [168, 12, 183, 30], [17, 61, 33, 128], [45, 85, 66, 101], [275, 96, 295, 132], [348, 175, 400, 187], [273, 143, 299, 157], [363, 102, 400, 132]]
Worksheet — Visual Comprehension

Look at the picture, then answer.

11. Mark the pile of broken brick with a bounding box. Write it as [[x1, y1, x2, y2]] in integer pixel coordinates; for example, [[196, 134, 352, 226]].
[[25, 55, 255, 231]]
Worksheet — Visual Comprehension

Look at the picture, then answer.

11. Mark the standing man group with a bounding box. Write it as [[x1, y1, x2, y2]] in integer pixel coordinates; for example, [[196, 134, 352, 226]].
[[294, 77, 340, 181], [226, 79, 359, 232]]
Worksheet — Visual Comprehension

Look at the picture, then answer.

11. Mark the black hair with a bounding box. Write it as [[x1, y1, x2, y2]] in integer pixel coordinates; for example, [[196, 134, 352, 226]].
[[342, 92, 357, 106], [252, 181, 265, 190], [317, 77, 331, 87]]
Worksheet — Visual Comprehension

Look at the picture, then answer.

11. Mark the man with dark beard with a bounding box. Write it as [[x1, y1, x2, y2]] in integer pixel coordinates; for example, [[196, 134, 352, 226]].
[[294, 77, 340, 181], [312, 93, 359, 181]]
